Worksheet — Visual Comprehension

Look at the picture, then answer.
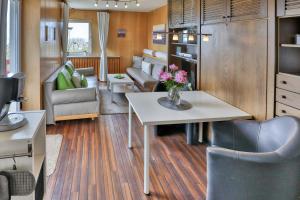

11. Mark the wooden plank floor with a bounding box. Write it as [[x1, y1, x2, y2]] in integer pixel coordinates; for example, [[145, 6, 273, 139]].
[[45, 114, 207, 200]]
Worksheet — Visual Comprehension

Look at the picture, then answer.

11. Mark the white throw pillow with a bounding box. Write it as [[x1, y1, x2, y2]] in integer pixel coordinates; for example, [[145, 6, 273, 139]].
[[142, 61, 152, 75]]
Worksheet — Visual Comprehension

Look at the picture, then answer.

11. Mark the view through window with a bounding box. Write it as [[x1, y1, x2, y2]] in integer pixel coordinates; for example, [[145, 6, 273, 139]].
[[68, 22, 91, 56]]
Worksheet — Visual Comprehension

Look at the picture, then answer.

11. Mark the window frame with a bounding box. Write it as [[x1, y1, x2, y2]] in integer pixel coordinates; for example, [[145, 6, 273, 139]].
[[67, 20, 92, 57]]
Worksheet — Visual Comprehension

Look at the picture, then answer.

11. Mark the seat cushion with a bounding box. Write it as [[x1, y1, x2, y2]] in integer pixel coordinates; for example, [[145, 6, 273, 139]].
[[142, 61, 152, 75], [127, 67, 158, 87]]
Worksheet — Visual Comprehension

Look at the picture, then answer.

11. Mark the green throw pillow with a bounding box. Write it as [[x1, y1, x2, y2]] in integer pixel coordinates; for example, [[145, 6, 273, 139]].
[[65, 64, 74, 76], [81, 75, 88, 88], [57, 72, 75, 90]]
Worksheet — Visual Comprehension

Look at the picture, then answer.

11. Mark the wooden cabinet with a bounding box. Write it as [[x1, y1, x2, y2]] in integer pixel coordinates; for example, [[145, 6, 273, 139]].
[[169, 0, 198, 28], [201, 0, 267, 24], [277, 0, 300, 17]]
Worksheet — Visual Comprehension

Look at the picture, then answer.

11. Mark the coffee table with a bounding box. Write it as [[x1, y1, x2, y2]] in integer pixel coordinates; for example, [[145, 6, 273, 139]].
[[107, 74, 134, 103], [126, 91, 252, 195]]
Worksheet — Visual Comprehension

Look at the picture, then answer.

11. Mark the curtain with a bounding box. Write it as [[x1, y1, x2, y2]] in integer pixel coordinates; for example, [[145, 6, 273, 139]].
[[0, 0, 8, 75], [9, 0, 21, 73], [62, 3, 69, 63], [97, 12, 110, 82]]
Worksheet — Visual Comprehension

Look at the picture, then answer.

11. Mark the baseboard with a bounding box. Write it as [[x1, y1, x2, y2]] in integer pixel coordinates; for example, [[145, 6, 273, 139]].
[[55, 113, 98, 122]]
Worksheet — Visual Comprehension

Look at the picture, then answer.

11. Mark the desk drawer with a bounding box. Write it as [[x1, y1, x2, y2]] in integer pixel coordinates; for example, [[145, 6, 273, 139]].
[[276, 102, 300, 118], [276, 88, 300, 109], [277, 73, 300, 94]]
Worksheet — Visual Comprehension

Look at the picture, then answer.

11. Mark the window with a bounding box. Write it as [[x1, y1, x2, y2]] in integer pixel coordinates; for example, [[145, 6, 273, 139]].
[[6, 0, 21, 75], [67, 21, 92, 56]]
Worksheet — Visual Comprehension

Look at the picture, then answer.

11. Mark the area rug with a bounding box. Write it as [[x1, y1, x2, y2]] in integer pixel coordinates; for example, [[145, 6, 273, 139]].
[[99, 84, 139, 115], [46, 134, 63, 176]]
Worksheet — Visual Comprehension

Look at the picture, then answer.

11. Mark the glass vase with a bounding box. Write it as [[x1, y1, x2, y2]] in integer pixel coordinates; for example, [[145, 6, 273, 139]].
[[168, 86, 181, 106]]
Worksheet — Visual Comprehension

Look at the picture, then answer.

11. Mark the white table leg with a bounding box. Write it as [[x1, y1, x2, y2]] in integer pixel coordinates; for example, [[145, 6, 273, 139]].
[[198, 122, 204, 143], [144, 125, 150, 195], [128, 104, 132, 149]]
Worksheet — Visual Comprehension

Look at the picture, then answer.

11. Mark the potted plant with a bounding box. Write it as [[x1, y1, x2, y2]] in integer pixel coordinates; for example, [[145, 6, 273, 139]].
[[159, 64, 190, 105]]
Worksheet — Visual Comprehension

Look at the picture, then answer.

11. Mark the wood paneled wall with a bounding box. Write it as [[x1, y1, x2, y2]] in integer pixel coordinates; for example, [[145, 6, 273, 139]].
[[107, 11, 148, 73], [68, 56, 121, 77], [147, 5, 168, 52], [21, 0, 63, 110], [21, 0, 42, 110], [69, 7, 168, 73]]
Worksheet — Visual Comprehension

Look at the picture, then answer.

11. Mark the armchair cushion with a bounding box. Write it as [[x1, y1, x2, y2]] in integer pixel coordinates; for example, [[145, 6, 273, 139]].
[[52, 87, 96, 105]]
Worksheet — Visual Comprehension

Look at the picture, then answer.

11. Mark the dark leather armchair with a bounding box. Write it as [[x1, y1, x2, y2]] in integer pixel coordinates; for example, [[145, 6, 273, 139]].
[[207, 116, 300, 200]]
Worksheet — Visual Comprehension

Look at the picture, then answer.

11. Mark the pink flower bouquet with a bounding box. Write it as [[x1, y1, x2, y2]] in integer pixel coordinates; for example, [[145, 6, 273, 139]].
[[159, 64, 188, 91]]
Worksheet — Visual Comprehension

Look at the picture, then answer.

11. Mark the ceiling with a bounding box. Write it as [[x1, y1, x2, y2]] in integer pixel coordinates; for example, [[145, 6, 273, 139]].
[[67, 0, 167, 12]]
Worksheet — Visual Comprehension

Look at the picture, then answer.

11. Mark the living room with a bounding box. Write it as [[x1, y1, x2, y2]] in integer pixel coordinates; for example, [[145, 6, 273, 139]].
[[1, 0, 300, 200]]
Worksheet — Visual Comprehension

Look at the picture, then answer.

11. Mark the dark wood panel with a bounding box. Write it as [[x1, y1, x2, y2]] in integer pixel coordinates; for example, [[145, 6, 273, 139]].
[[201, 20, 268, 120], [45, 114, 207, 199], [68, 56, 121, 78]]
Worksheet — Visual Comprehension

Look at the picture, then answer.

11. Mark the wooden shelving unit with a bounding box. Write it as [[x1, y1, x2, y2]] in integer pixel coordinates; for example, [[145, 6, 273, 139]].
[[276, 16, 300, 118]]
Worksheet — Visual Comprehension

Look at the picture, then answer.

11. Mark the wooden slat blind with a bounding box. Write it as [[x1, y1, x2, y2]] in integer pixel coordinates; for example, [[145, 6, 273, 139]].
[[184, 0, 197, 26], [230, 0, 261, 17], [285, 0, 300, 13], [202, 0, 227, 24], [67, 56, 121, 78], [169, 0, 183, 28]]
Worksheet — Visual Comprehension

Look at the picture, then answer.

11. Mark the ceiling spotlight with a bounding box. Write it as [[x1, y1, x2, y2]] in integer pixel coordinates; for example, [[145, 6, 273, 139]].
[[94, 1, 98, 7], [115, 2, 118, 7], [106, 1, 109, 8], [125, 3, 128, 8], [136, 1, 140, 7]]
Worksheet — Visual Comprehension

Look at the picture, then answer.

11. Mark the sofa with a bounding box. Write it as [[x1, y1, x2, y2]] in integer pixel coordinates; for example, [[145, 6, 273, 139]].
[[44, 64, 100, 125], [126, 55, 167, 92]]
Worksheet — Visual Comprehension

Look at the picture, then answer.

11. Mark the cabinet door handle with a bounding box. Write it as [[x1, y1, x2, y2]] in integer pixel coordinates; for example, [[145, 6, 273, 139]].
[[281, 80, 287, 84], [282, 95, 287, 99], [281, 110, 287, 114]]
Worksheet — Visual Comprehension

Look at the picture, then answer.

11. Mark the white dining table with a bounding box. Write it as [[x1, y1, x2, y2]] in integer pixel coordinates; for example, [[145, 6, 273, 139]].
[[126, 91, 252, 195]]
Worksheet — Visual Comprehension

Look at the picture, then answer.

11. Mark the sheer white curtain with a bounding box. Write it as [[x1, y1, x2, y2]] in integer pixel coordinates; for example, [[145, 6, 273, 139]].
[[97, 12, 109, 82], [62, 3, 69, 62], [0, 0, 8, 75], [9, 0, 21, 73]]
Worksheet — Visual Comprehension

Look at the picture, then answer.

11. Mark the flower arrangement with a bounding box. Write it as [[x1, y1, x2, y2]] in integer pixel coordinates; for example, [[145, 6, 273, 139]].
[[159, 64, 189, 105], [159, 64, 189, 91]]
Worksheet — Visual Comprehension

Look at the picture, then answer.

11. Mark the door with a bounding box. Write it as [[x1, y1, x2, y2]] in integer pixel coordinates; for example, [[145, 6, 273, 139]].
[[169, 0, 184, 28], [228, 0, 267, 21], [201, 0, 227, 25]]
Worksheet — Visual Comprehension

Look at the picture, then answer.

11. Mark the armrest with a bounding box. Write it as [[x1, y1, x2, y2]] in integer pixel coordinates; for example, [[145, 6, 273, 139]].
[[211, 120, 260, 152], [52, 87, 97, 105], [76, 67, 95, 76]]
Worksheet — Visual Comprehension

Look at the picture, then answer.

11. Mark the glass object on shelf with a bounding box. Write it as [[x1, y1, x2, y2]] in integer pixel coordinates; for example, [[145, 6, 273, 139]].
[[296, 34, 300, 45]]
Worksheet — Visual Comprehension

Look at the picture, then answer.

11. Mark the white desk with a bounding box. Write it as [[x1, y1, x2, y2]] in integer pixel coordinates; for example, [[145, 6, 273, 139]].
[[0, 111, 46, 200], [126, 91, 252, 195]]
